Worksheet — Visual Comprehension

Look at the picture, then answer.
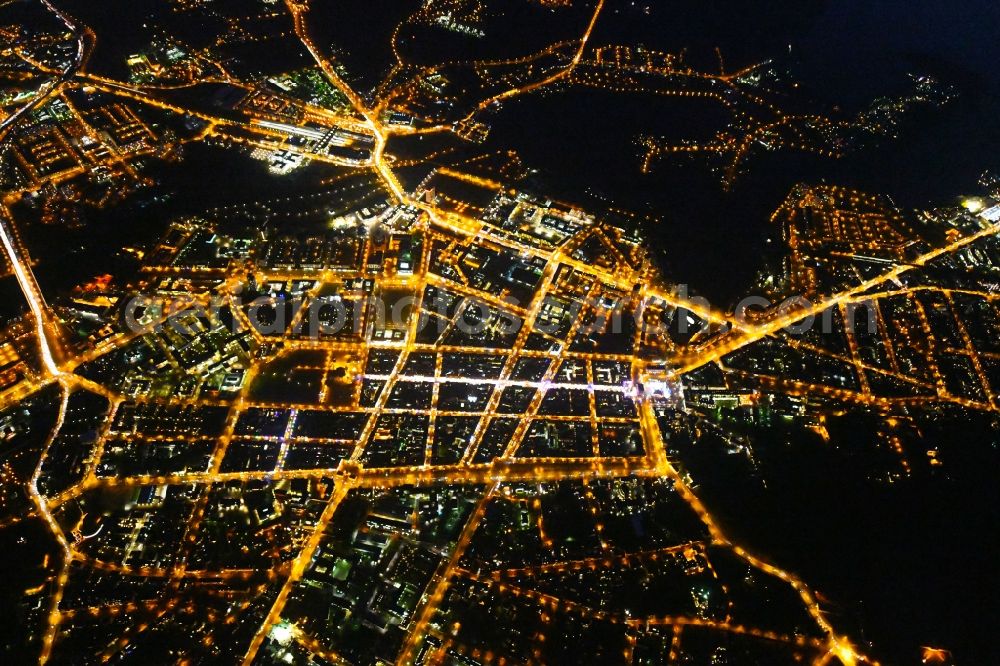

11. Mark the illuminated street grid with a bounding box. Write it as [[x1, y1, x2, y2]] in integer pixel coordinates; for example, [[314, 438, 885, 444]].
[[1, 0, 998, 664]]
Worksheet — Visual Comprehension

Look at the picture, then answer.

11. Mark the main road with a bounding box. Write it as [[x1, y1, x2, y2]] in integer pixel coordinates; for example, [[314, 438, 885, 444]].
[[0, 0, 94, 377]]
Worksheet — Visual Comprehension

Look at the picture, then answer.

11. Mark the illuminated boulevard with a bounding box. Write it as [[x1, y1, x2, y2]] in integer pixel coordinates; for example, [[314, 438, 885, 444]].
[[2, 0, 994, 664]]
